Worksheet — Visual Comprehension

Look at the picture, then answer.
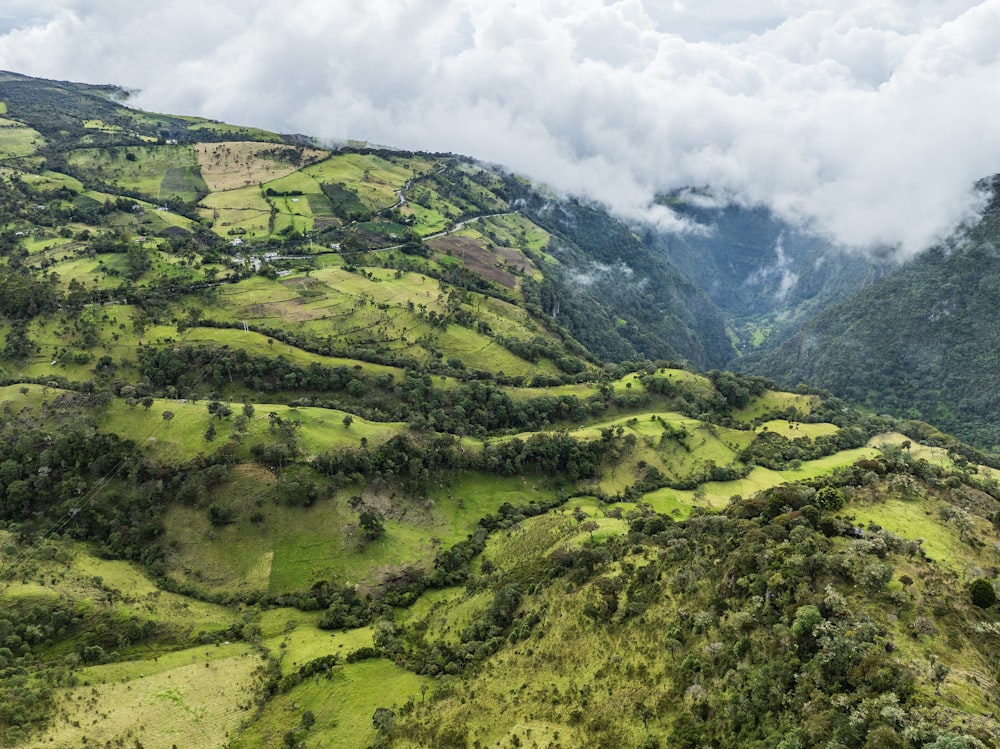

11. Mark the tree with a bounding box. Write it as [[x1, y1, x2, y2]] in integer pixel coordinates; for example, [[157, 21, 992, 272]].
[[359, 507, 385, 541], [343, 414, 354, 429], [162, 410, 174, 426], [970, 578, 996, 608], [139, 396, 154, 410], [208, 503, 233, 527], [372, 707, 395, 733]]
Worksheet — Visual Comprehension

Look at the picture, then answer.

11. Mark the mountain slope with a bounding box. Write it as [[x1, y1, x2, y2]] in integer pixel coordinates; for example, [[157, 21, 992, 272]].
[[746, 179, 1000, 448], [644, 197, 884, 354], [1, 71, 1000, 749]]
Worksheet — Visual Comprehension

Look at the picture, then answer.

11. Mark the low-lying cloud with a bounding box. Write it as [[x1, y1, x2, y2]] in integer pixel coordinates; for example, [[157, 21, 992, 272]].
[[1, 0, 999, 256]]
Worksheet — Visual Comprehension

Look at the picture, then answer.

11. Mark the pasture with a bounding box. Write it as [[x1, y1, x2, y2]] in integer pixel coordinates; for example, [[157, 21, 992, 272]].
[[0, 119, 42, 157], [67, 145, 208, 202], [199, 184, 273, 237], [194, 142, 326, 192], [232, 658, 430, 749], [27, 644, 263, 749]]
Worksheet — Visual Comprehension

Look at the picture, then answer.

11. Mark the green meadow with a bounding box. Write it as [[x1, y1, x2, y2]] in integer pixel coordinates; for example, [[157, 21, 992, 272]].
[[67, 145, 208, 201], [232, 658, 430, 749], [0, 120, 42, 157], [199, 185, 273, 237]]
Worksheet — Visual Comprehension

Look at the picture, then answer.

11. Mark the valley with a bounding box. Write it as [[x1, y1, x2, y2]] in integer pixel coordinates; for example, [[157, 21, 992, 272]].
[[0, 72, 999, 748]]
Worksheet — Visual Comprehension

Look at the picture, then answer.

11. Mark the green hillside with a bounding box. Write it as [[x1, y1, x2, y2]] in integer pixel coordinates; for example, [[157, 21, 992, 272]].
[[0, 71, 999, 749]]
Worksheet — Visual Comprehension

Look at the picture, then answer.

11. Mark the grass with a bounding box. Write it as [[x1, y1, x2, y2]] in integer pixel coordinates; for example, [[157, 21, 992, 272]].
[[194, 142, 325, 192], [848, 494, 1000, 575], [28, 644, 264, 749], [0, 120, 42, 157], [264, 617, 374, 676], [180, 326, 403, 379], [232, 659, 430, 749], [199, 185, 273, 238], [733, 390, 819, 423], [193, 266, 564, 375], [67, 145, 208, 201], [642, 445, 881, 510], [161, 468, 557, 596], [302, 153, 417, 212], [757, 418, 840, 438], [9, 168, 84, 193]]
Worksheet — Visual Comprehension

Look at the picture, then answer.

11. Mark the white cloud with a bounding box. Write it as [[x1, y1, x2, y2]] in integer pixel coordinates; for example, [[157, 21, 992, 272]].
[[0, 0, 998, 255]]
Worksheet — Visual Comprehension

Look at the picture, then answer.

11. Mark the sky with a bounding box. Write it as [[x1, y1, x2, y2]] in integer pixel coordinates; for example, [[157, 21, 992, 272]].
[[1, 0, 999, 256]]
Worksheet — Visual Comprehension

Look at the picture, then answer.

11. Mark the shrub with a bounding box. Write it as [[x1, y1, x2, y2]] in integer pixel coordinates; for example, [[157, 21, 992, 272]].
[[970, 578, 997, 608]]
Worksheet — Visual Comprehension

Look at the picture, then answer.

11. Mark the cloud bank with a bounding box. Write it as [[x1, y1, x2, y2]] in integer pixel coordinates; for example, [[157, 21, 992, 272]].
[[1, 0, 999, 255]]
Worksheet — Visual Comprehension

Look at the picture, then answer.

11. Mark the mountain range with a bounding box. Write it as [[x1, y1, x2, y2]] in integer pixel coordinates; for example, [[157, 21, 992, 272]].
[[0, 71, 999, 749]]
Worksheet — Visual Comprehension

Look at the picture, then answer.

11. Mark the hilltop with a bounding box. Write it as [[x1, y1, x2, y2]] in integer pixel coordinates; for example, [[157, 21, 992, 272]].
[[0, 72, 998, 749]]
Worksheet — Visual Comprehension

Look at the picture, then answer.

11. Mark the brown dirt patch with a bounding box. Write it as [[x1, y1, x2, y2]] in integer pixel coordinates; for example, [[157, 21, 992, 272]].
[[427, 236, 537, 289]]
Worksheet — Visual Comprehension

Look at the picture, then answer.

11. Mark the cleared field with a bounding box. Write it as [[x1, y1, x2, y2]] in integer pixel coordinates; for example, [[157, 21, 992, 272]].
[[98, 394, 404, 464], [271, 193, 314, 235], [849, 496, 1000, 574], [266, 621, 374, 676], [199, 184, 272, 237], [201, 267, 560, 376], [185, 119, 285, 141], [0, 119, 42, 157], [643, 445, 881, 510], [302, 152, 416, 212], [733, 389, 819, 422], [869, 432, 957, 468], [11, 168, 84, 193], [67, 144, 208, 201], [162, 466, 554, 595], [195, 142, 326, 192], [233, 658, 430, 749], [427, 233, 537, 289], [181, 326, 403, 379], [757, 419, 839, 438], [27, 643, 263, 749], [406, 202, 450, 235]]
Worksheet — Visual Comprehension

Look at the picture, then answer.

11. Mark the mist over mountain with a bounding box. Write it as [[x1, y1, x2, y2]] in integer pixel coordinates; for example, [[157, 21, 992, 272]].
[[2, 1, 999, 257], [744, 176, 1000, 448]]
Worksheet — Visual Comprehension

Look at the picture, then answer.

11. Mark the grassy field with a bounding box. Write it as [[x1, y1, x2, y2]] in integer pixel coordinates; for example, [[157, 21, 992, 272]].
[[162, 466, 556, 595], [199, 184, 273, 237], [0, 119, 42, 157], [301, 153, 417, 213], [757, 418, 839, 438], [265, 618, 374, 676], [232, 658, 430, 749], [27, 643, 264, 749], [67, 145, 208, 201], [642, 444, 881, 512], [733, 389, 819, 422], [199, 267, 560, 376], [10, 168, 84, 193]]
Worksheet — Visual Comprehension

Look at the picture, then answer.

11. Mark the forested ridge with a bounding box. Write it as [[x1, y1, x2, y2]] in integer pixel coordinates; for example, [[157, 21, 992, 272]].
[[747, 178, 1000, 449]]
